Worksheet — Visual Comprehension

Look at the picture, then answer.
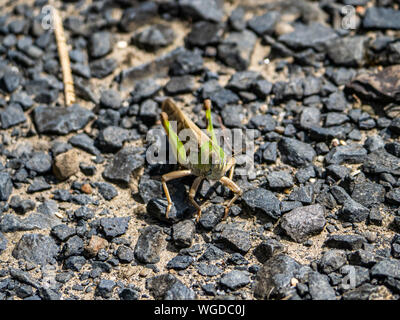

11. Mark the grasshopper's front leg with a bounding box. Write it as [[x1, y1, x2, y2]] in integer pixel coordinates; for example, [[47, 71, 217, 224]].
[[188, 176, 203, 222], [219, 175, 242, 220], [162, 170, 192, 218]]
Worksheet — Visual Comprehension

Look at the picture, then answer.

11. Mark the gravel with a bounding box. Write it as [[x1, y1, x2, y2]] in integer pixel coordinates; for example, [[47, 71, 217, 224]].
[[0, 0, 399, 301]]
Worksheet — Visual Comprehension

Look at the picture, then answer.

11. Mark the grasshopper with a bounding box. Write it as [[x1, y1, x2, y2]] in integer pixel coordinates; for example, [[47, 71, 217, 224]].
[[160, 98, 242, 222]]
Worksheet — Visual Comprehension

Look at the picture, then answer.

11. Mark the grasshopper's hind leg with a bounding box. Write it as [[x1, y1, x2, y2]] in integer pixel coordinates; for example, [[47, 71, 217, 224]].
[[162, 170, 192, 219], [188, 176, 203, 222], [219, 176, 242, 220]]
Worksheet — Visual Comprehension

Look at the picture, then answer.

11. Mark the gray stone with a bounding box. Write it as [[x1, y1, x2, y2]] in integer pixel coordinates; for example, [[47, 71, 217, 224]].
[[319, 250, 347, 274], [134, 225, 165, 264], [0, 103, 26, 129], [247, 11, 280, 36], [327, 36, 367, 67], [280, 204, 326, 243], [12, 234, 59, 265], [254, 254, 302, 299], [100, 217, 130, 238], [102, 147, 145, 184], [179, 0, 224, 22], [363, 7, 400, 30], [278, 23, 338, 52], [308, 271, 336, 300], [172, 220, 195, 248], [218, 225, 251, 254], [220, 270, 250, 290], [278, 138, 316, 168], [33, 104, 95, 135], [218, 30, 257, 71], [0, 172, 13, 201], [339, 199, 369, 223], [242, 188, 281, 220], [325, 234, 366, 250], [146, 273, 196, 300]]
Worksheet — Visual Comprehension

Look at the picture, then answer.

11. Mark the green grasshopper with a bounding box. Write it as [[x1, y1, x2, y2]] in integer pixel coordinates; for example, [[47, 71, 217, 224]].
[[160, 98, 242, 222]]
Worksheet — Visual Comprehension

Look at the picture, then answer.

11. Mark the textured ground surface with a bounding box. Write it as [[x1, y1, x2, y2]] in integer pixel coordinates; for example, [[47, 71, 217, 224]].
[[0, 0, 400, 300]]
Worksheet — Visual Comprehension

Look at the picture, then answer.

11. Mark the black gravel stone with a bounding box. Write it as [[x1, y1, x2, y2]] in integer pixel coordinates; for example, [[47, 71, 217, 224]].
[[102, 147, 145, 184], [119, 288, 140, 300], [206, 88, 239, 109], [327, 36, 367, 67], [386, 188, 400, 205], [0, 104, 26, 129], [278, 138, 316, 168], [242, 188, 281, 220], [0, 232, 7, 254], [64, 255, 86, 271], [319, 250, 347, 274], [62, 235, 84, 258], [253, 238, 285, 263], [324, 234, 366, 250], [385, 142, 400, 158], [116, 245, 134, 263], [27, 177, 51, 193], [363, 7, 400, 30], [134, 225, 164, 264], [217, 224, 251, 254], [278, 23, 338, 52], [95, 182, 118, 201], [280, 204, 326, 243], [198, 204, 224, 230], [362, 150, 400, 176], [130, 79, 162, 103], [247, 11, 280, 36], [172, 220, 195, 248], [348, 249, 378, 268], [9, 196, 35, 214], [33, 104, 95, 135], [146, 273, 196, 300], [217, 30, 257, 71], [196, 263, 223, 276], [220, 270, 250, 290], [267, 171, 294, 189], [199, 244, 226, 261], [51, 224, 75, 242], [170, 49, 203, 76], [248, 114, 276, 133], [254, 254, 302, 299], [100, 217, 130, 239], [164, 75, 195, 95], [179, 0, 224, 23], [133, 24, 175, 51], [338, 199, 369, 223], [166, 255, 194, 270], [351, 182, 385, 208], [25, 152, 52, 174], [12, 234, 59, 266], [69, 133, 100, 156], [185, 21, 222, 48], [100, 89, 121, 110], [119, 2, 158, 32], [89, 32, 112, 59], [90, 58, 117, 78], [325, 145, 367, 165], [0, 172, 13, 201], [96, 279, 115, 299], [74, 206, 94, 221], [308, 271, 336, 300], [370, 259, 400, 279]]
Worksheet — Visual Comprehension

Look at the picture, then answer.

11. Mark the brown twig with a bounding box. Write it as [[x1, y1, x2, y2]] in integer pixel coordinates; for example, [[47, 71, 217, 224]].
[[52, 7, 75, 106]]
